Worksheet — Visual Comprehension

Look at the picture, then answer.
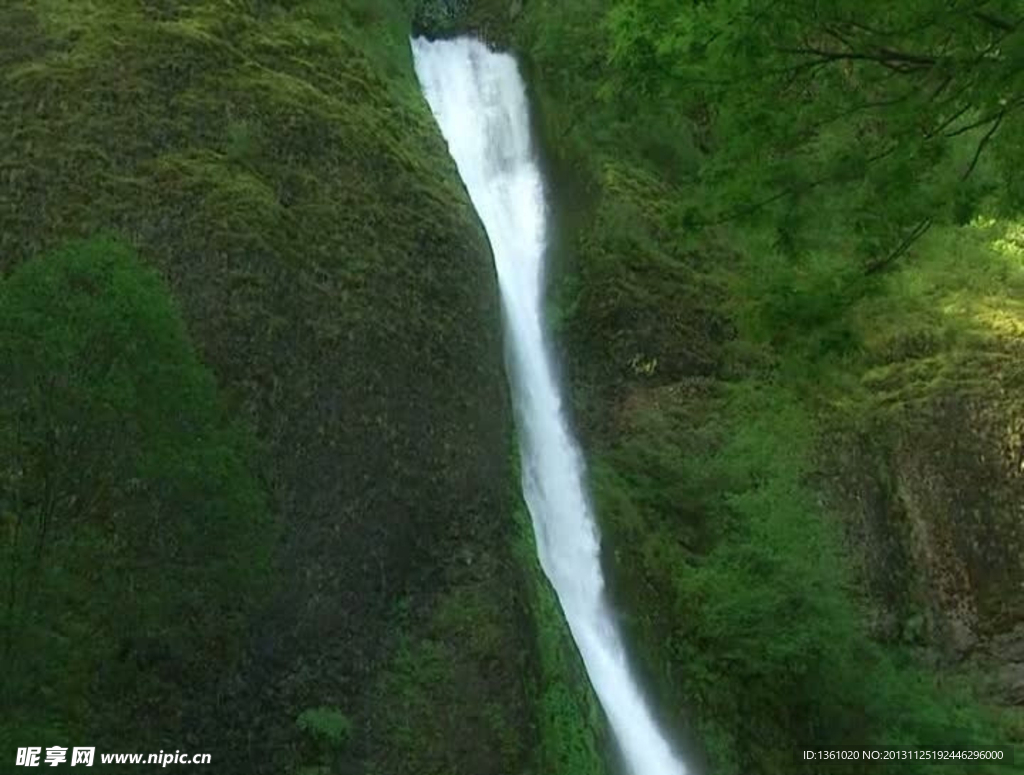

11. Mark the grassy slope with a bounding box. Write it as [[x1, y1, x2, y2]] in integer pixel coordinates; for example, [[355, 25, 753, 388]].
[[0, 2, 607, 772]]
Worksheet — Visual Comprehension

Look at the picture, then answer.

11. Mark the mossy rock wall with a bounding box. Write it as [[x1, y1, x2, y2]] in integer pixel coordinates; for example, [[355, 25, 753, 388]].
[[817, 225, 1024, 692], [412, 0, 521, 45], [1, 1, 546, 772], [825, 342, 1024, 674]]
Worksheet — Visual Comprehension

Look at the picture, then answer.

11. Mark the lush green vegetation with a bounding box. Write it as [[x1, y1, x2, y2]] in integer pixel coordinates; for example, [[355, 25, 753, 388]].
[[1, 2, 605, 772], [605, 0, 1024, 259], [509, 502, 614, 775], [593, 381, 1014, 774], [0, 236, 273, 753], [424, 0, 1024, 773], [5, 1, 1024, 774], [362, 499, 614, 775]]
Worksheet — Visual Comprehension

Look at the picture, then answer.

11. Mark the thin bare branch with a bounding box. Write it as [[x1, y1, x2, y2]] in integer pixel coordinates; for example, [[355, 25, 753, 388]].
[[972, 10, 1020, 31], [865, 217, 934, 275], [962, 108, 1005, 178]]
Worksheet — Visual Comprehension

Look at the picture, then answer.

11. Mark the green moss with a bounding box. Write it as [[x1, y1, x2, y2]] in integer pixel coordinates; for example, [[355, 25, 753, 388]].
[[0, 236, 274, 755], [482, 2, 1024, 771], [0, 2, 547, 773], [412, 0, 520, 45], [365, 467, 613, 775], [510, 505, 614, 775], [364, 547, 534, 775]]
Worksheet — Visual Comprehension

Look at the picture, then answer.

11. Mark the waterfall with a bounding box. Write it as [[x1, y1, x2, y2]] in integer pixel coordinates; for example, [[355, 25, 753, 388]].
[[412, 37, 689, 775]]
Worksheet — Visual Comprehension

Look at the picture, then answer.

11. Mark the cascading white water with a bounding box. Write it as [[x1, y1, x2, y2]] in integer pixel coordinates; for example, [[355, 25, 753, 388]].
[[412, 37, 689, 775]]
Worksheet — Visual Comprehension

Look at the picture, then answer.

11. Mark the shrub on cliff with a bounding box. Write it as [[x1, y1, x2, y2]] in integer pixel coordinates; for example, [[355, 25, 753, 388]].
[[0, 236, 273, 749]]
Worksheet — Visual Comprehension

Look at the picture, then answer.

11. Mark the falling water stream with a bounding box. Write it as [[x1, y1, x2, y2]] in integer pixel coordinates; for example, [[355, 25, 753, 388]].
[[412, 37, 689, 775]]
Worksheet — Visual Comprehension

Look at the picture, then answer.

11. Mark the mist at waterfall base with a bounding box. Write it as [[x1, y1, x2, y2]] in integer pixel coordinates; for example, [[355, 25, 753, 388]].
[[412, 37, 689, 775]]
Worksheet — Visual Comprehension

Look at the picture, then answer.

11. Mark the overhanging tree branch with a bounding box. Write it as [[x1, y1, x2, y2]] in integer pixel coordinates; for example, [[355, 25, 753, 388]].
[[972, 10, 1020, 32], [865, 217, 934, 275], [962, 107, 1006, 178], [702, 144, 900, 226], [776, 45, 938, 72], [945, 97, 1024, 136]]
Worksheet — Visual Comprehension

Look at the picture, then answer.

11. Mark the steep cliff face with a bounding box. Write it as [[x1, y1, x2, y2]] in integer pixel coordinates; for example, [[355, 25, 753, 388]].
[[1, 2, 546, 772], [830, 392, 1024, 656], [824, 252, 1024, 683]]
